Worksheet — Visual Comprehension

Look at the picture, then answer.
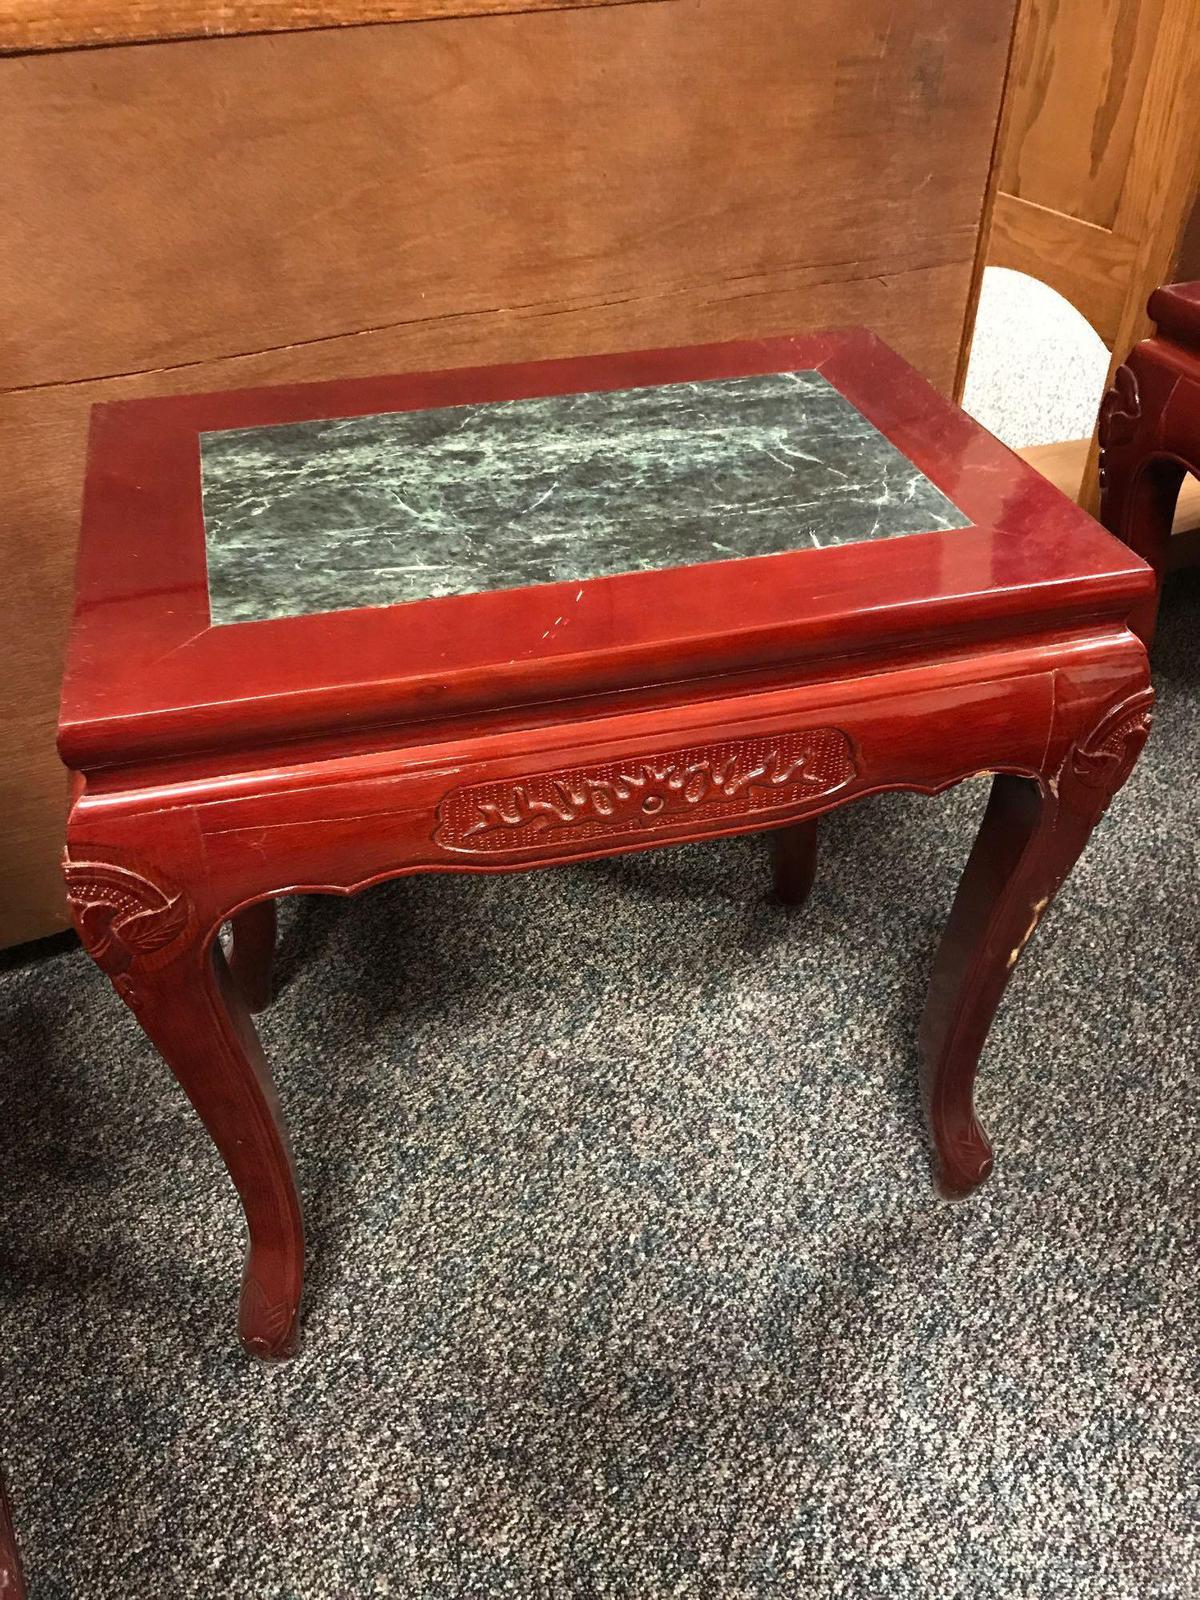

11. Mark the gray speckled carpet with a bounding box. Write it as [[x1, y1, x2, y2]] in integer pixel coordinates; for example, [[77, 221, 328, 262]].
[[3, 574, 1199, 1600]]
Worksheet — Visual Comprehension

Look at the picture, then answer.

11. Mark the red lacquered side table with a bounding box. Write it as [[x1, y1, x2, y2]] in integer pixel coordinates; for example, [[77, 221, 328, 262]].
[[1100, 280, 1200, 640], [59, 332, 1155, 1360]]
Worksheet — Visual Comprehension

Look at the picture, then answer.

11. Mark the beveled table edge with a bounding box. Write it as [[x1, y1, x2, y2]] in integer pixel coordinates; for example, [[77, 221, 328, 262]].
[[60, 329, 1156, 772]]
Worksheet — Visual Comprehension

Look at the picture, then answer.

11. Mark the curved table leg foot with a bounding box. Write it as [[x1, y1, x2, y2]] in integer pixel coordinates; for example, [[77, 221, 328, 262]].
[[921, 775, 1073, 1198]]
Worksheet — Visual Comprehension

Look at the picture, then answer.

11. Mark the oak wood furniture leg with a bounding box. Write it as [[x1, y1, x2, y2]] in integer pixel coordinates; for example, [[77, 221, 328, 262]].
[[921, 688, 1151, 1196], [770, 819, 819, 907], [229, 899, 277, 1014], [1100, 281, 1200, 643]]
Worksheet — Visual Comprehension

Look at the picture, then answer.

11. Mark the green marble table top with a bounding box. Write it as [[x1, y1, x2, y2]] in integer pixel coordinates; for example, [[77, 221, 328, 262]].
[[200, 370, 970, 626]]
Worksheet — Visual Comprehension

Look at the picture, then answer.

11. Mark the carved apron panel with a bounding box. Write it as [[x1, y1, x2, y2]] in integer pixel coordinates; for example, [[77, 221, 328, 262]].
[[434, 729, 857, 854]]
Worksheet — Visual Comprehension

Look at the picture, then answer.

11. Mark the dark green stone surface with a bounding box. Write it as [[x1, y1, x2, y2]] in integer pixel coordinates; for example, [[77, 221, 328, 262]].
[[200, 370, 970, 626]]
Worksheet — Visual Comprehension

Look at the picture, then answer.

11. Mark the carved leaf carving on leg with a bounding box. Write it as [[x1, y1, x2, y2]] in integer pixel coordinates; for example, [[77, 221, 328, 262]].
[[1062, 688, 1154, 813], [62, 858, 192, 976]]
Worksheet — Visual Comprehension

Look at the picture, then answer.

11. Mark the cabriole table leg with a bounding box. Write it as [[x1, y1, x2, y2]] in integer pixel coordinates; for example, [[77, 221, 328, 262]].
[[919, 687, 1153, 1197], [126, 941, 303, 1358], [63, 856, 304, 1360]]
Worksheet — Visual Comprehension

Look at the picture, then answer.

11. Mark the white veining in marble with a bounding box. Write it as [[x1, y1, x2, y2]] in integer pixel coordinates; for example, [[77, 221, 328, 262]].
[[200, 371, 971, 626]]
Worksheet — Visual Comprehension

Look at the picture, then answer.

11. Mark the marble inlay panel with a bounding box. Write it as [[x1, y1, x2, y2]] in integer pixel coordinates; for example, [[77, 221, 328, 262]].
[[200, 371, 971, 626]]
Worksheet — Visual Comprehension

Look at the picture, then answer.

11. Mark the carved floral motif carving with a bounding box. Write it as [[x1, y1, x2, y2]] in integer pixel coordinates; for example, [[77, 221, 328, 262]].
[[62, 858, 191, 977], [435, 729, 856, 853], [1062, 688, 1154, 813]]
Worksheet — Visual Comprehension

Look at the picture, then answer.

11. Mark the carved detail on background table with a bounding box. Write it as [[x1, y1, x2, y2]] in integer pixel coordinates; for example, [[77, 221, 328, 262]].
[[435, 729, 857, 853], [1097, 364, 1142, 490], [1063, 687, 1154, 810], [62, 858, 192, 977]]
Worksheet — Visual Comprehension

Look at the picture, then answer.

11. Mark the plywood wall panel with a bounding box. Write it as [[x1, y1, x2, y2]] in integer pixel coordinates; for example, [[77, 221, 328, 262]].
[[0, 0, 670, 55], [1, 0, 1012, 392]]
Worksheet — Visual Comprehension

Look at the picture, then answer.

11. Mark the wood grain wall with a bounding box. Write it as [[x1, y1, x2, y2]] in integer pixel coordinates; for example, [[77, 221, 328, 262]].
[[0, 0, 1019, 946], [998, 0, 1166, 235], [987, 0, 1200, 510], [0, 0, 668, 54], [991, 0, 1200, 350]]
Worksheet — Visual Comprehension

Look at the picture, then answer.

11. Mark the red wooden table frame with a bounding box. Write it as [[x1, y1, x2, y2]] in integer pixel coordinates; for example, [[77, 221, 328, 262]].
[[60, 331, 1155, 1360]]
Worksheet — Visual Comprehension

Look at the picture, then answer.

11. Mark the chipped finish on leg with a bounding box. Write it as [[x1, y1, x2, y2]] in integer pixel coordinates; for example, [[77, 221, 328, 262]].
[[770, 819, 819, 908]]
